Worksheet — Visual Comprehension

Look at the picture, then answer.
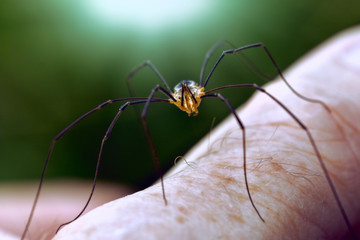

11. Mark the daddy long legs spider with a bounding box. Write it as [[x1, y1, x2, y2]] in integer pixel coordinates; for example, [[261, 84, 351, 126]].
[[21, 41, 357, 239]]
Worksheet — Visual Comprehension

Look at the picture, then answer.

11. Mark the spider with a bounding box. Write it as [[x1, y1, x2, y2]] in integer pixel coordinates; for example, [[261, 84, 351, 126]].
[[21, 41, 355, 239]]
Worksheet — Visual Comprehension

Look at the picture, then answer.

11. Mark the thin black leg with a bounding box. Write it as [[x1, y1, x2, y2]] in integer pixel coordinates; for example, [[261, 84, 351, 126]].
[[202, 43, 330, 112], [21, 97, 169, 240], [127, 60, 173, 95], [200, 40, 229, 86], [139, 84, 179, 206], [200, 40, 271, 85], [55, 99, 166, 232], [204, 84, 356, 239], [201, 92, 265, 222]]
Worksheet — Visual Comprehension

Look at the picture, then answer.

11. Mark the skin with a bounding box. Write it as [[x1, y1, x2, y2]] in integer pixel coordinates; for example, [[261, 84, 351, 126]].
[[2, 26, 360, 240]]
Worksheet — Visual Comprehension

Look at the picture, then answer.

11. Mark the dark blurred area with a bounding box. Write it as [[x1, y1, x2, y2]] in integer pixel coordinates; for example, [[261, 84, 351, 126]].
[[1, 1, 359, 189]]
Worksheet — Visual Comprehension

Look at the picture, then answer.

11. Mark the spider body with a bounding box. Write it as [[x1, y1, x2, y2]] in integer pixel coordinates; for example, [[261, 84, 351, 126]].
[[170, 80, 205, 116]]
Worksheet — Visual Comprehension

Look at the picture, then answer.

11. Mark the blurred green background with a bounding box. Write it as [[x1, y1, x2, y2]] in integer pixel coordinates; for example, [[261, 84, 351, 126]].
[[1, 0, 359, 189]]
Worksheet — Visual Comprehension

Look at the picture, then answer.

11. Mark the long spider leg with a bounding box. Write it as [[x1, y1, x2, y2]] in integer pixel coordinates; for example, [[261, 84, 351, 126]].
[[126, 60, 176, 119], [55, 99, 168, 233], [21, 97, 168, 240], [200, 40, 229, 85], [202, 43, 330, 112], [125, 61, 174, 206], [126, 65, 176, 191], [126, 62, 176, 116], [200, 40, 271, 85], [205, 84, 356, 239], [140, 84, 178, 206], [201, 93, 265, 222], [127, 60, 173, 94]]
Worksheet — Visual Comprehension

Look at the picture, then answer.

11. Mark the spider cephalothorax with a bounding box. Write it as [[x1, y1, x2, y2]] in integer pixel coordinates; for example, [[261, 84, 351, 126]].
[[169, 80, 205, 116]]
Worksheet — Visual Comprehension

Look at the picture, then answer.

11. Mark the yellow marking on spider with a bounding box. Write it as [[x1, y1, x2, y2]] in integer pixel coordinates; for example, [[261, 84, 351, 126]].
[[169, 80, 205, 116]]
